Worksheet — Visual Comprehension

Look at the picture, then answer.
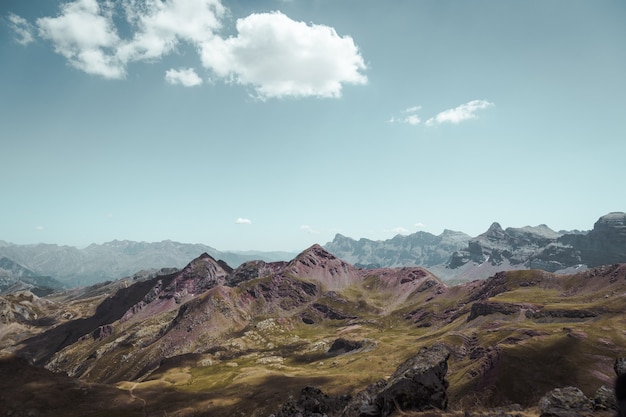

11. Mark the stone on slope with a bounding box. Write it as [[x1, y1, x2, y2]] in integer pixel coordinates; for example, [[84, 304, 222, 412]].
[[538, 386, 593, 417]]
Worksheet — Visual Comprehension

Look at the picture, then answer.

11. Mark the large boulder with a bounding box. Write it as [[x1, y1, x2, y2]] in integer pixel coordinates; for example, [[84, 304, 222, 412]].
[[538, 386, 593, 417]]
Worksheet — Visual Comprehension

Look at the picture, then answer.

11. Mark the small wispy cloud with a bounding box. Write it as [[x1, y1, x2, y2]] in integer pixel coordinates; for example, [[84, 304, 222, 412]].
[[414, 222, 426, 228], [388, 105, 422, 125], [8, 13, 35, 45], [425, 100, 494, 126], [235, 217, 252, 225], [390, 226, 409, 235], [300, 224, 319, 234], [165, 68, 203, 87], [35, 225, 45, 231]]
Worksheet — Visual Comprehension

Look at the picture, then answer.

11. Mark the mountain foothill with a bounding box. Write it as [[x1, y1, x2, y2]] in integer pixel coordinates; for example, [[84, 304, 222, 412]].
[[1, 212, 626, 417]]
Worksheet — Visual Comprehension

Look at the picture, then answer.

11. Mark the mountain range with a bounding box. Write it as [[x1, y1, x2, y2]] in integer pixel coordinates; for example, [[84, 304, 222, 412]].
[[1, 212, 624, 295], [0, 239, 296, 291], [2, 244, 625, 416], [325, 212, 626, 281]]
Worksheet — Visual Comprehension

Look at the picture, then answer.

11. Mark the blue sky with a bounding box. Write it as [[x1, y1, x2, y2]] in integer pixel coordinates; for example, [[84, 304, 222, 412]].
[[1, 0, 625, 251]]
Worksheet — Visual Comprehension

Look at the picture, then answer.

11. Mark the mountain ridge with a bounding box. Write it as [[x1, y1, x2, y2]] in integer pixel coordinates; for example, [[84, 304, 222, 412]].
[[0, 239, 295, 287], [326, 212, 626, 281]]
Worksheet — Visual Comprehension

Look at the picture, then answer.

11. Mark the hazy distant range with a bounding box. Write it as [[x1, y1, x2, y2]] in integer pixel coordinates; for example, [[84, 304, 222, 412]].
[[0, 239, 296, 288]]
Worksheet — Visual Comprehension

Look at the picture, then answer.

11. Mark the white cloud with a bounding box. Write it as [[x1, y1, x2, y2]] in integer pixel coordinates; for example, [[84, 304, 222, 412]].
[[165, 67, 203, 86], [425, 100, 494, 126], [199, 11, 367, 99], [235, 217, 252, 224], [36, 0, 124, 78], [8, 13, 35, 45], [35, 226, 45, 231], [117, 0, 225, 63], [414, 222, 426, 228], [389, 105, 421, 125], [26, 1, 366, 99], [300, 224, 320, 234], [404, 114, 420, 125], [390, 227, 409, 235]]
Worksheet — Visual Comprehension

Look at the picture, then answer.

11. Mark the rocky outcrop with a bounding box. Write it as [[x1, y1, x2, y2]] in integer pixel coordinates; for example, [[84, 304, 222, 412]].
[[227, 260, 286, 286], [467, 301, 523, 322], [593, 385, 617, 411], [525, 308, 597, 320], [327, 338, 368, 355], [270, 386, 351, 417], [348, 344, 450, 417], [91, 324, 114, 341], [538, 386, 593, 417]]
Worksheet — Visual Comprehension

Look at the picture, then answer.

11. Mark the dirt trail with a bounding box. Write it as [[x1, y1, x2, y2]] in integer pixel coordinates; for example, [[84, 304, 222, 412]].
[[129, 382, 147, 417]]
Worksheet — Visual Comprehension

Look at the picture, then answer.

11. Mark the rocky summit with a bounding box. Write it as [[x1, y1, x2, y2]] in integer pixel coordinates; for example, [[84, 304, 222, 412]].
[[1, 243, 626, 417]]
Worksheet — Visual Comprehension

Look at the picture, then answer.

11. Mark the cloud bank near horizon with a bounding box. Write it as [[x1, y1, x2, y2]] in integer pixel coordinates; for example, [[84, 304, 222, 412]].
[[13, 0, 367, 99]]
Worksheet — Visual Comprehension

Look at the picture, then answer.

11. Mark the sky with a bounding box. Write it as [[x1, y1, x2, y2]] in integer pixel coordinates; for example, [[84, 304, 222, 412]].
[[1, 0, 625, 252]]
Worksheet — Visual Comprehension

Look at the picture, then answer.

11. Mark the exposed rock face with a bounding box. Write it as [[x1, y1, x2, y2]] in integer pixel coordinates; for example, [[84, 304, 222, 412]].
[[227, 260, 286, 287], [449, 223, 564, 271], [579, 212, 626, 267], [538, 386, 593, 417]]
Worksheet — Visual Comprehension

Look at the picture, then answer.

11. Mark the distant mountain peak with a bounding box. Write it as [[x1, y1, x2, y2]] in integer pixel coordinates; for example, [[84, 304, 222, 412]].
[[298, 244, 338, 260], [287, 244, 359, 290], [480, 222, 506, 241]]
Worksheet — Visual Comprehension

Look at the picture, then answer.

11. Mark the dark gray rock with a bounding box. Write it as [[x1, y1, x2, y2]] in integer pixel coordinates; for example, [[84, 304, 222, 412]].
[[467, 301, 522, 322], [91, 324, 114, 341], [349, 344, 450, 417], [593, 384, 617, 411], [270, 386, 351, 417], [581, 212, 626, 267], [538, 386, 593, 417], [614, 357, 626, 376], [327, 338, 364, 355]]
